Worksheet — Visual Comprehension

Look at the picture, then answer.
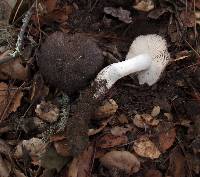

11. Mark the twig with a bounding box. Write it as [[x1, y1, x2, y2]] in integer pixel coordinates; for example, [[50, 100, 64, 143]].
[[0, 2, 36, 65]]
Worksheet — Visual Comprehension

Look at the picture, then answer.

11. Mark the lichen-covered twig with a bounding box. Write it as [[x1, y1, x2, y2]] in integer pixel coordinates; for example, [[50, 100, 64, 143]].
[[40, 93, 70, 142], [0, 2, 36, 65]]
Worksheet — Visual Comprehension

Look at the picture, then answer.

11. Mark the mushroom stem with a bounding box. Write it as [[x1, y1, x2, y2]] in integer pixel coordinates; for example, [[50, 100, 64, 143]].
[[93, 54, 152, 98]]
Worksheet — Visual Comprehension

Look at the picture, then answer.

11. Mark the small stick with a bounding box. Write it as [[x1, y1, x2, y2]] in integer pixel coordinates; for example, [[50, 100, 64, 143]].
[[0, 2, 36, 65]]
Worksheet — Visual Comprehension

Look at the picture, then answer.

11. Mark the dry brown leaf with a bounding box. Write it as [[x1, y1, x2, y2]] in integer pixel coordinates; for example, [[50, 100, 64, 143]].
[[0, 155, 11, 177], [196, 11, 200, 25], [133, 136, 161, 159], [178, 119, 191, 127], [110, 126, 132, 136], [0, 139, 11, 155], [133, 114, 146, 128], [12, 91, 23, 112], [68, 157, 79, 177], [180, 11, 196, 27], [97, 134, 128, 148], [104, 7, 132, 24], [88, 117, 112, 136], [164, 113, 173, 121], [151, 106, 160, 117], [133, 114, 159, 128], [14, 138, 46, 159], [14, 169, 26, 177], [100, 151, 140, 174], [54, 140, 71, 157], [148, 8, 169, 19], [117, 114, 129, 124], [43, 5, 74, 24], [50, 134, 65, 142], [35, 101, 59, 123], [186, 153, 200, 174], [159, 128, 176, 152], [0, 82, 23, 120], [133, 0, 154, 12], [196, 1, 200, 9], [168, 150, 185, 177], [95, 99, 118, 119], [145, 169, 162, 177], [43, 0, 57, 12], [31, 4, 73, 27], [0, 51, 28, 80], [0, 0, 13, 24], [68, 144, 95, 177], [31, 74, 49, 101]]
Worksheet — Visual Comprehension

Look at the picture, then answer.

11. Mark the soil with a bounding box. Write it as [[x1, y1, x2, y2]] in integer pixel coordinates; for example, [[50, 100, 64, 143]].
[[1, 0, 200, 177], [64, 0, 200, 176]]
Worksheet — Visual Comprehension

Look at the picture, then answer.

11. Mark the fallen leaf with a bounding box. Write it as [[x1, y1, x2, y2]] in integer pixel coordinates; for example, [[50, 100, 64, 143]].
[[43, 0, 57, 12], [39, 169, 56, 177], [35, 101, 60, 123], [110, 126, 132, 136], [14, 169, 26, 177], [0, 0, 14, 24], [88, 117, 112, 136], [117, 114, 129, 124], [0, 51, 28, 80], [180, 11, 196, 27], [133, 114, 159, 128], [196, 1, 200, 9], [0, 139, 11, 155], [68, 157, 79, 177], [14, 138, 46, 159], [104, 7, 132, 24], [168, 19, 180, 44], [42, 5, 73, 24], [54, 140, 71, 157], [68, 144, 95, 177], [22, 117, 47, 133], [133, 114, 146, 128], [97, 134, 128, 148], [100, 151, 140, 174], [40, 145, 69, 172], [186, 153, 200, 175], [133, 136, 161, 159], [190, 136, 200, 154], [95, 99, 118, 119], [148, 8, 169, 19], [196, 11, 200, 25], [164, 113, 173, 121], [12, 91, 23, 112], [168, 149, 185, 177], [50, 134, 65, 142], [48, 5, 73, 23], [177, 119, 191, 127], [133, 0, 154, 12], [151, 106, 160, 117], [0, 82, 23, 120], [145, 169, 162, 177], [31, 73, 49, 101], [0, 155, 11, 177], [159, 128, 176, 152]]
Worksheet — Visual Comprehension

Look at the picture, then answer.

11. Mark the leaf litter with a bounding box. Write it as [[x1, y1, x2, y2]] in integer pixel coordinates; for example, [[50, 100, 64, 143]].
[[0, 0, 199, 177]]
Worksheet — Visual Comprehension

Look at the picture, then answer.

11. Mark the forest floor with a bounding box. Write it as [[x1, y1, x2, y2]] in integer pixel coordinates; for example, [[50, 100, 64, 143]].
[[0, 0, 199, 177]]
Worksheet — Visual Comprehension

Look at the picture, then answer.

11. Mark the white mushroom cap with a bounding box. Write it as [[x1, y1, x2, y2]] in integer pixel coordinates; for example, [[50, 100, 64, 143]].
[[126, 34, 170, 85]]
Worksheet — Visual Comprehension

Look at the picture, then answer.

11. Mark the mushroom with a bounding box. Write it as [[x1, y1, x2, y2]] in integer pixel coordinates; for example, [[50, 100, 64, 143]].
[[93, 34, 170, 98], [37, 32, 104, 95]]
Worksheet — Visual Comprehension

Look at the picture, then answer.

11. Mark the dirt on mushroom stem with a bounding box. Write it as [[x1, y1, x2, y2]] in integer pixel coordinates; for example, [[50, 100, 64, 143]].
[[64, 80, 108, 156]]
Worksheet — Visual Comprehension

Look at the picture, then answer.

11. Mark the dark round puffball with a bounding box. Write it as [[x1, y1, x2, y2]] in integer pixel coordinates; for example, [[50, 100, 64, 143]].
[[37, 32, 104, 94]]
